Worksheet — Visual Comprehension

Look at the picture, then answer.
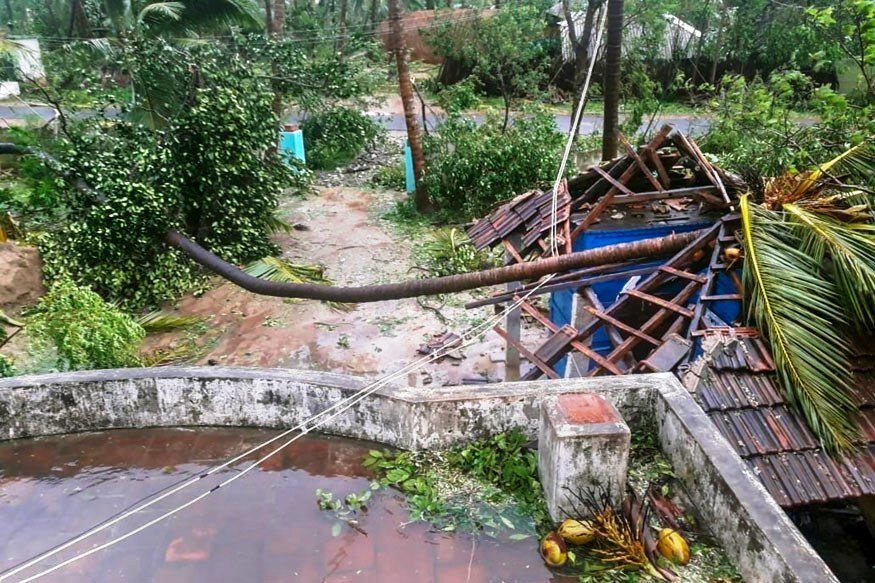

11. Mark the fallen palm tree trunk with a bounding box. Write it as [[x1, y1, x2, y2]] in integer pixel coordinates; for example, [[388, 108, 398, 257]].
[[166, 229, 703, 303]]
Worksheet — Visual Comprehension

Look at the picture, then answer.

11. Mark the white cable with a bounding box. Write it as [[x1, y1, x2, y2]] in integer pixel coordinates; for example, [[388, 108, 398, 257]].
[[548, 5, 606, 257], [6, 272, 557, 582]]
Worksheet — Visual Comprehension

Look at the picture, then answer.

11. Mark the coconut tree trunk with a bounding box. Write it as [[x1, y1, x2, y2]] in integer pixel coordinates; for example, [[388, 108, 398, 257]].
[[270, 0, 286, 119], [388, 0, 432, 213], [68, 0, 91, 38], [601, 0, 622, 160], [166, 229, 703, 302]]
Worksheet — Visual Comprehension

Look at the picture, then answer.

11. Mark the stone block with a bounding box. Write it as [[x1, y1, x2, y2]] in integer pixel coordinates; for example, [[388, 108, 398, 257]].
[[538, 392, 631, 522]]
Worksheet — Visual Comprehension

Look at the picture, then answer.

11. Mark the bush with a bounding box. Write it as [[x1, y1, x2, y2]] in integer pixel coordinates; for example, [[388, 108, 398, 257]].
[[32, 42, 309, 308], [436, 79, 480, 113], [302, 107, 382, 170], [421, 108, 565, 221], [0, 355, 13, 378], [700, 71, 875, 176], [371, 164, 406, 191], [26, 280, 145, 371]]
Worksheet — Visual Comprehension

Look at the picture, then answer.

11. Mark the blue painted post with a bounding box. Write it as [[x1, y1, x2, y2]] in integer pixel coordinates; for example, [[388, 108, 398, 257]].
[[403, 139, 415, 194], [279, 125, 306, 166]]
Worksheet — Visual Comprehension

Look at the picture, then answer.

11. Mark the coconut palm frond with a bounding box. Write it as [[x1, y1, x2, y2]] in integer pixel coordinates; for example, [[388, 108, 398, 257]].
[[243, 257, 353, 312], [740, 195, 860, 452], [265, 214, 294, 235], [138, 1, 186, 25], [136, 310, 205, 333], [791, 142, 875, 199], [785, 203, 875, 332]]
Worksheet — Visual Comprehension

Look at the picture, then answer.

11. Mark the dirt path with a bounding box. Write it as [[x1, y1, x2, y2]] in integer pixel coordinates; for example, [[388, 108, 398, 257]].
[[143, 186, 544, 387]]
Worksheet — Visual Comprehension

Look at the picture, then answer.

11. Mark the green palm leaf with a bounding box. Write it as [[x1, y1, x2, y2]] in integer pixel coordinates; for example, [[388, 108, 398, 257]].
[[741, 195, 860, 452], [785, 203, 875, 332], [138, 1, 186, 25], [243, 257, 353, 312], [136, 310, 204, 333]]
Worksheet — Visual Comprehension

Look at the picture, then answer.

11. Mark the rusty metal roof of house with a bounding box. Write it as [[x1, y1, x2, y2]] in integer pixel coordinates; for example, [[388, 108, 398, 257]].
[[695, 329, 875, 507], [466, 127, 738, 255]]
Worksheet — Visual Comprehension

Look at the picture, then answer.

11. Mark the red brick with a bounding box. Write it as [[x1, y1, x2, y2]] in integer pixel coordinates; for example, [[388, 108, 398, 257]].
[[558, 393, 620, 424]]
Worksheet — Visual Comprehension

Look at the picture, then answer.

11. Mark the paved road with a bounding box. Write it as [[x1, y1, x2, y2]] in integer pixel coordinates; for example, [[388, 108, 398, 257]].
[[0, 104, 712, 136]]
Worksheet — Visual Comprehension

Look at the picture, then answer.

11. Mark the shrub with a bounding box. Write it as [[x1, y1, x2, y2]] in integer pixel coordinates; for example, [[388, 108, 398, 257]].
[[436, 79, 480, 113], [0, 355, 13, 377], [32, 43, 309, 308], [302, 107, 382, 170], [371, 164, 406, 191], [26, 280, 145, 370], [421, 108, 565, 221]]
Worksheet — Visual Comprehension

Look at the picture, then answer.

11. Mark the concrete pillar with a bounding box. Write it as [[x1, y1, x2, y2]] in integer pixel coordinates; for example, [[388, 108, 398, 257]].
[[538, 392, 631, 521], [504, 234, 522, 381]]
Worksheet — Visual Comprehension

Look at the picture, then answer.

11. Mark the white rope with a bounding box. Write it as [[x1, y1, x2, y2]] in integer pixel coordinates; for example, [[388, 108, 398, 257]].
[[4, 271, 557, 582], [548, 5, 606, 257]]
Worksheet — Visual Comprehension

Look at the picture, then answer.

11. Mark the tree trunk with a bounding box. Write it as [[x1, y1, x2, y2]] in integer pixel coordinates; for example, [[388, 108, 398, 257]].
[[264, 0, 273, 35], [369, 0, 379, 29], [270, 0, 286, 120], [338, 0, 348, 54], [601, 0, 623, 161], [166, 229, 703, 302], [68, 0, 91, 38], [388, 0, 432, 213]]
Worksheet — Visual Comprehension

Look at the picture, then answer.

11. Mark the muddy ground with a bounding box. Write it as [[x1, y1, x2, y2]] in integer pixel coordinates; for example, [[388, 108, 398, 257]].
[[140, 185, 545, 387]]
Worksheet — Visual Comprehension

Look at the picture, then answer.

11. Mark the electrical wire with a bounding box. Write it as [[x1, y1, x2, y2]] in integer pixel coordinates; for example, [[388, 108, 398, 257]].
[[1, 272, 558, 582], [548, 3, 605, 258]]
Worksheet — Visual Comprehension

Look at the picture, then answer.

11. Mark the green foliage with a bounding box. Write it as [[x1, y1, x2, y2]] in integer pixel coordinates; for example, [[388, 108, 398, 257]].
[[421, 108, 565, 221], [363, 429, 549, 537], [435, 78, 481, 113], [29, 40, 311, 308], [0, 355, 14, 378], [302, 107, 383, 170], [415, 227, 496, 277], [428, 4, 552, 115], [370, 164, 406, 191], [26, 280, 145, 370], [700, 71, 875, 176]]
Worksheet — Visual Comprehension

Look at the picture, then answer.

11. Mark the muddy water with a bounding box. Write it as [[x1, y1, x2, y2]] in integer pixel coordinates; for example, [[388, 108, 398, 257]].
[[0, 428, 569, 582]]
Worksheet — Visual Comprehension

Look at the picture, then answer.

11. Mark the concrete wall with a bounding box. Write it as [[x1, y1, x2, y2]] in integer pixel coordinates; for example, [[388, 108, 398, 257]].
[[0, 367, 836, 583]]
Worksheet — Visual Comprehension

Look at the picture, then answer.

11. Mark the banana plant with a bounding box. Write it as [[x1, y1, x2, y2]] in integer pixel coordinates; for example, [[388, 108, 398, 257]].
[[740, 142, 875, 453]]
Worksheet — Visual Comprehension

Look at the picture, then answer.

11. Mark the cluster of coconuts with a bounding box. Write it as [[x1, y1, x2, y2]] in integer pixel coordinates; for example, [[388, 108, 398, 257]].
[[539, 519, 691, 569]]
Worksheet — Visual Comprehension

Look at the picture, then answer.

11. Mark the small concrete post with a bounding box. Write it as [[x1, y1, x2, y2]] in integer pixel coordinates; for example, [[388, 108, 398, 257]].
[[538, 392, 631, 522]]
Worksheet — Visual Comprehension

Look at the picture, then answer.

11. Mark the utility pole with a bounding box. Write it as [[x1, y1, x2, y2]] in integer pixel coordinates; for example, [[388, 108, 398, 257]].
[[388, 0, 432, 213]]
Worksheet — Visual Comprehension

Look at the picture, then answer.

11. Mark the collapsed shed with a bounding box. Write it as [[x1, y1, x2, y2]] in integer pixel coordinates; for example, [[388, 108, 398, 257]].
[[464, 126, 875, 512]]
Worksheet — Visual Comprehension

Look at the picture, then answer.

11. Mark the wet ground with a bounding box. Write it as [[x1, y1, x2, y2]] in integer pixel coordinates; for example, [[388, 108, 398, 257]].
[[139, 186, 546, 387], [0, 428, 570, 582]]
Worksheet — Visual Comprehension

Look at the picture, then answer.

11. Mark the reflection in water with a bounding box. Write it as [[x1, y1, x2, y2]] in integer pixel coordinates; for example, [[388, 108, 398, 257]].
[[0, 428, 567, 582]]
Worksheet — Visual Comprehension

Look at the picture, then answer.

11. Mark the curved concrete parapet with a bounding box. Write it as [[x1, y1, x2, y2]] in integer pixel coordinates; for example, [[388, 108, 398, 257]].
[[0, 367, 837, 583]]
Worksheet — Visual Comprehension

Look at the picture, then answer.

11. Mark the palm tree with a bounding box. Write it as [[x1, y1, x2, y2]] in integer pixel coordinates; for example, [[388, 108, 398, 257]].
[[741, 143, 875, 453], [601, 0, 622, 160]]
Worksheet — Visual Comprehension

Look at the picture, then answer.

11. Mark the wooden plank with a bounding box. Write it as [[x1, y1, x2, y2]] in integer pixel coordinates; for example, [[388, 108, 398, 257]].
[[624, 289, 694, 318], [608, 186, 719, 206], [659, 265, 707, 283], [701, 294, 743, 301], [572, 223, 721, 343], [534, 326, 577, 363], [493, 325, 559, 379], [594, 165, 637, 196], [569, 126, 673, 242], [619, 131, 663, 192], [647, 148, 671, 187], [502, 239, 524, 264], [581, 288, 636, 370], [514, 298, 625, 377], [589, 281, 701, 376], [584, 305, 660, 346]]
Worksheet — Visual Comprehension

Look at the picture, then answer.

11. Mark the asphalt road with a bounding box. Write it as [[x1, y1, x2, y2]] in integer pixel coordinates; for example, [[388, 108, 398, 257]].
[[0, 104, 712, 136]]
